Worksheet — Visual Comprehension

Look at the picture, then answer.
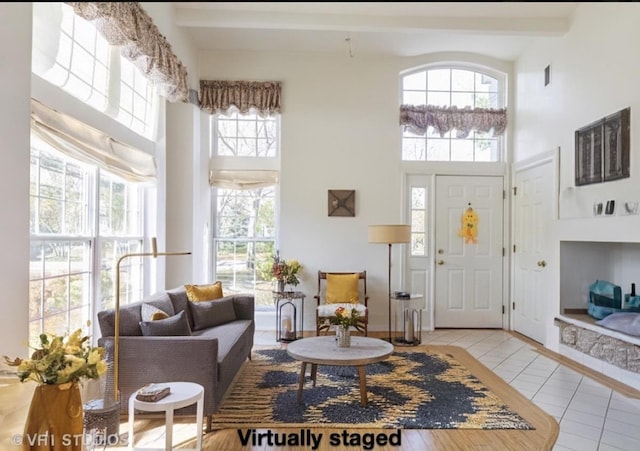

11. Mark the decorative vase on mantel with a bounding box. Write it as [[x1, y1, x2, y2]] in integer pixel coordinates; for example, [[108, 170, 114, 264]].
[[277, 279, 285, 293], [23, 382, 84, 451], [336, 325, 351, 348]]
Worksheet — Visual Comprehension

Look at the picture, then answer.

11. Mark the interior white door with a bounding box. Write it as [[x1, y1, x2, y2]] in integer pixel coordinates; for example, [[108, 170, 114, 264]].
[[513, 161, 554, 344], [434, 175, 504, 328]]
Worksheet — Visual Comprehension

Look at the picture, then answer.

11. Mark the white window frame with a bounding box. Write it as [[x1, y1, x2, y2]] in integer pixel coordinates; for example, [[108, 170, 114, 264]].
[[210, 110, 281, 310], [29, 145, 145, 346]]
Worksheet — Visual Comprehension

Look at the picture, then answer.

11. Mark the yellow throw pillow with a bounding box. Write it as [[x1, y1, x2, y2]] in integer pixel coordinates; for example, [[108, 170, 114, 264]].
[[326, 274, 360, 303], [185, 282, 224, 302], [150, 311, 169, 321], [140, 303, 170, 321]]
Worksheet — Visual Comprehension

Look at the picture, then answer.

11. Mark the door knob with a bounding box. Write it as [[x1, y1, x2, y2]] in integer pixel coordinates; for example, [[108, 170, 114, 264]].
[[436, 260, 445, 265], [537, 260, 547, 268]]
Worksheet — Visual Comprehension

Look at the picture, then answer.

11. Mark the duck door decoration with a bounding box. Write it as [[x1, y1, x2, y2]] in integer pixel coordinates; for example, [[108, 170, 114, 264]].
[[458, 205, 478, 244]]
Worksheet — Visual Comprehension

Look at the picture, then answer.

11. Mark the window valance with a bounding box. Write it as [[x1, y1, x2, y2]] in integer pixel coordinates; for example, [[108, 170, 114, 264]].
[[209, 170, 279, 190], [66, 2, 189, 103], [31, 99, 156, 183], [400, 104, 507, 138], [199, 80, 282, 117]]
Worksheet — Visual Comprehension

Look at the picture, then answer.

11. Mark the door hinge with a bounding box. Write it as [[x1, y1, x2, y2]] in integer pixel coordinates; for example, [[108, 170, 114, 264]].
[[513, 244, 516, 253], [503, 189, 506, 199], [512, 302, 515, 310], [513, 187, 517, 195], [502, 305, 505, 314], [502, 247, 505, 257]]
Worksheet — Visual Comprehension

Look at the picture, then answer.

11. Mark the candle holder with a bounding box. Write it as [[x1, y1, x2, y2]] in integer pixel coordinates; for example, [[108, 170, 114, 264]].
[[391, 293, 423, 346], [277, 300, 297, 342]]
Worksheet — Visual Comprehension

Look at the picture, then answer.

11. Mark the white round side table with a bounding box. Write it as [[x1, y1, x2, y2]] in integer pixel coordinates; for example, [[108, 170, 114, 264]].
[[128, 381, 204, 451]]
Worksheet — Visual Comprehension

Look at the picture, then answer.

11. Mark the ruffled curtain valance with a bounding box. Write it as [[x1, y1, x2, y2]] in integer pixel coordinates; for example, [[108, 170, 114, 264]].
[[199, 80, 282, 117], [66, 2, 189, 103], [400, 104, 507, 138]]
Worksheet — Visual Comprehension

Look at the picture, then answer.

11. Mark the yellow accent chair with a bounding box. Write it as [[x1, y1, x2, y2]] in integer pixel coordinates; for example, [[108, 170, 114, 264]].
[[314, 270, 368, 336]]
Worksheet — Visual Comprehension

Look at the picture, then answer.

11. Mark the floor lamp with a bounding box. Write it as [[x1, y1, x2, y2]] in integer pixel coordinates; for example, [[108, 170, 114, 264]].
[[368, 225, 411, 343], [113, 237, 191, 403]]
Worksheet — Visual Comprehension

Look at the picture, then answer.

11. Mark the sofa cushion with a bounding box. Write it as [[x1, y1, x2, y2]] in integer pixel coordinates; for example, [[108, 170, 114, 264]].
[[185, 282, 224, 302], [190, 297, 237, 331], [98, 292, 175, 337], [141, 303, 170, 321], [139, 310, 192, 336]]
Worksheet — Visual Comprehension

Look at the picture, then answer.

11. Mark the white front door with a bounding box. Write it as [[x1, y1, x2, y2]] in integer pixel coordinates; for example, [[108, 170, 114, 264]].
[[434, 175, 505, 328], [512, 160, 554, 344]]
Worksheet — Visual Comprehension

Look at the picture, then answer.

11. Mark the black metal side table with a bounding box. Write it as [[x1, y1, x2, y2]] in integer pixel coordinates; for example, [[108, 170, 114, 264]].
[[273, 291, 306, 342]]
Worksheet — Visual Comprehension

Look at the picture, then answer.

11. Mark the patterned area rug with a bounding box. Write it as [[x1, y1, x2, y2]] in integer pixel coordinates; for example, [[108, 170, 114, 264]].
[[210, 345, 535, 430]]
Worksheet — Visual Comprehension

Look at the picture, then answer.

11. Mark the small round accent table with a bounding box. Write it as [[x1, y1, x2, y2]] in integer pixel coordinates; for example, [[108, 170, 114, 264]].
[[128, 381, 203, 451], [286, 336, 393, 405]]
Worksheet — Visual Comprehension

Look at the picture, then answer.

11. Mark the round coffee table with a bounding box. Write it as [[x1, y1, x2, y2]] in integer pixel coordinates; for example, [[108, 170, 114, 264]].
[[286, 336, 393, 405]]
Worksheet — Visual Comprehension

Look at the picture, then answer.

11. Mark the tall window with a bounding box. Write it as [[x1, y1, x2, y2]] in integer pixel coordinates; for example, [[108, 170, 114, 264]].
[[29, 146, 92, 344], [30, 3, 155, 345], [29, 143, 144, 346], [215, 110, 277, 157], [35, 2, 110, 111], [214, 187, 276, 308], [212, 110, 279, 309], [97, 172, 145, 312], [32, 2, 158, 140], [401, 67, 504, 162]]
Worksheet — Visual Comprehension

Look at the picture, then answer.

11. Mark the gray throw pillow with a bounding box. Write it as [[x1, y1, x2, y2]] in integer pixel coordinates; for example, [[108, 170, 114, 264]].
[[190, 297, 237, 331], [595, 312, 640, 337], [139, 310, 192, 336]]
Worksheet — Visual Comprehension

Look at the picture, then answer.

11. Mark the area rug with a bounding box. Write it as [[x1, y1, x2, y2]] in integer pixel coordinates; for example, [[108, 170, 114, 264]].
[[210, 345, 535, 430]]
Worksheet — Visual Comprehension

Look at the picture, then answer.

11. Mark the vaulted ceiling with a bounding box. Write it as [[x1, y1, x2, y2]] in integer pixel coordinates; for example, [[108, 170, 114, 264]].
[[173, 2, 579, 60]]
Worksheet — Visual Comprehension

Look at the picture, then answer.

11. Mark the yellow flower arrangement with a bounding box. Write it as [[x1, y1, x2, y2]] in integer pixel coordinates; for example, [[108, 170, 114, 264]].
[[3, 327, 107, 386], [271, 251, 303, 286], [329, 306, 363, 331]]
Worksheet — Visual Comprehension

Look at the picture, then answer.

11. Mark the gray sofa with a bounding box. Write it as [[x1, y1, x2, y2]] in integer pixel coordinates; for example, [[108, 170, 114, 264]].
[[97, 286, 255, 431]]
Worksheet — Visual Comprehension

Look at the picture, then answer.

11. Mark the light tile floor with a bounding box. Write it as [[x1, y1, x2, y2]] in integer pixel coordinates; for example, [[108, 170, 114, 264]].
[[255, 328, 640, 451]]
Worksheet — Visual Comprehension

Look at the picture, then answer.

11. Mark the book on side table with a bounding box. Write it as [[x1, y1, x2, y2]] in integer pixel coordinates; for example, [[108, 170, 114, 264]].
[[135, 383, 170, 402]]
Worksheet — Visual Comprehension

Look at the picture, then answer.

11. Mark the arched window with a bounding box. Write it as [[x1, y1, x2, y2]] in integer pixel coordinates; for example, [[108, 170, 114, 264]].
[[400, 66, 506, 162]]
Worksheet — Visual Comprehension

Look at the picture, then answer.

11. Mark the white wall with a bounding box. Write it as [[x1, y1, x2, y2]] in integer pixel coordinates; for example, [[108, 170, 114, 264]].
[[199, 50, 511, 332], [515, 3, 640, 221], [514, 3, 640, 364], [0, 3, 31, 366]]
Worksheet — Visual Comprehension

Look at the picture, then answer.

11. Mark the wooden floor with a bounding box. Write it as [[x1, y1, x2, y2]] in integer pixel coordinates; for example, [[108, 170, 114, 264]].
[[0, 331, 560, 450]]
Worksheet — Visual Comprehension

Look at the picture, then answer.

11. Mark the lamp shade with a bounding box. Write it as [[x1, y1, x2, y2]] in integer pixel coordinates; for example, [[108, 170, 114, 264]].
[[368, 224, 411, 244]]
